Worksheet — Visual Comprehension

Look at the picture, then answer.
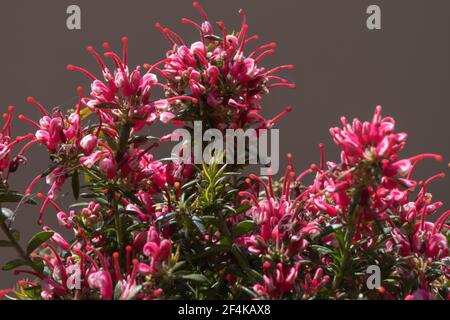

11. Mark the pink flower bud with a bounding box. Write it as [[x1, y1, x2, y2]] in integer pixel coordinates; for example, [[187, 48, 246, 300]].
[[99, 157, 116, 179], [80, 134, 98, 155]]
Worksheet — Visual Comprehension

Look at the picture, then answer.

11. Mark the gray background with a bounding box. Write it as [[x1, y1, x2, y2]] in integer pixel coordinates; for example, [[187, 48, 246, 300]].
[[0, 0, 449, 288]]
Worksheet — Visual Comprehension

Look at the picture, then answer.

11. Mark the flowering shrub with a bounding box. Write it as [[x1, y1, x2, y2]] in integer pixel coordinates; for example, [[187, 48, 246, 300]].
[[0, 2, 448, 300]]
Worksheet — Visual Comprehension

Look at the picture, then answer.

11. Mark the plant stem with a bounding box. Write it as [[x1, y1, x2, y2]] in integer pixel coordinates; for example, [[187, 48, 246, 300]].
[[0, 205, 40, 273]]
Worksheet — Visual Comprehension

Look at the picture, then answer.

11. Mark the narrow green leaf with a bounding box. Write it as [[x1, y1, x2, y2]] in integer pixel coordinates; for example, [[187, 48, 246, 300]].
[[0, 240, 13, 247], [311, 245, 334, 255], [27, 231, 54, 254], [10, 230, 20, 241], [72, 170, 80, 200], [235, 204, 252, 215], [2, 259, 27, 271]]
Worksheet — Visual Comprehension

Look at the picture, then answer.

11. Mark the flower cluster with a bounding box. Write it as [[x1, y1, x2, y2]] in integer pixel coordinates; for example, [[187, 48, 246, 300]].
[[0, 3, 448, 301], [155, 2, 295, 130], [240, 106, 449, 299]]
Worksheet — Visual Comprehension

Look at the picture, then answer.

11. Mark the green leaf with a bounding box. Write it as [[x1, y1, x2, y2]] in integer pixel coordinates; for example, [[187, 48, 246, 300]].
[[0, 192, 24, 203], [0, 240, 12, 247], [10, 230, 20, 241], [2, 259, 27, 271], [95, 102, 119, 109], [205, 34, 223, 42], [27, 231, 54, 254], [232, 220, 256, 237], [312, 224, 343, 240], [235, 204, 252, 215], [181, 274, 210, 284], [171, 261, 186, 273], [0, 207, 14, 222], [72, 170, 80, 200], [40, 162, 59, 178]]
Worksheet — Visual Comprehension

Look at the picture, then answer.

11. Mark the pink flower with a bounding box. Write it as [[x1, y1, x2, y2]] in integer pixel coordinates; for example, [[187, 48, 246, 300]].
[[87, 270, 113, 300]]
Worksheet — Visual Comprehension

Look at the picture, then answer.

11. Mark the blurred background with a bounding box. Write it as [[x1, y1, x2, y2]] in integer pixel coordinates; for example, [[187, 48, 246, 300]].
[[0, 0, 449, 288]]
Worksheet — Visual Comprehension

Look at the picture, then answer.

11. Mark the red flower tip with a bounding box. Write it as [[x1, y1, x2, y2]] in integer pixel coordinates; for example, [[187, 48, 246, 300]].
[[113, 252, 119, 260], [37, 193, 45, 199], [122, 37, 129, 44], [249, 173, 258, 180], [66, 64, 74, 71], [102, 42, 111, 51], [26, 97, 36, 104], [310, 164, 319, 172], [76, 86, 83, 95], [132, 258, 139, 266], [86, 46, 94, 52], [126, 245, 133, 252], [285, 105, 293, 113], [17, 114, 25, 120], [7, 105, 14, 113]]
